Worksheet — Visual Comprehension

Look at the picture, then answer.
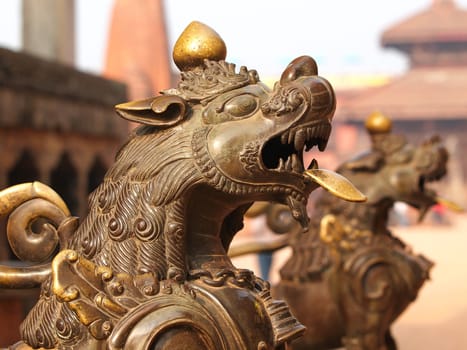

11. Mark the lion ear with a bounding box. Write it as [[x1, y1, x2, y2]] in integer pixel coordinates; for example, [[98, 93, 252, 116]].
[[115, 95, 187, 127]]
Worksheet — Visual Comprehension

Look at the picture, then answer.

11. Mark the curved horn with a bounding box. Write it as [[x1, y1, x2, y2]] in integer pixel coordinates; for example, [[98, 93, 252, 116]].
[[115, 95, 187, 127], [280, 56, 318, 85]]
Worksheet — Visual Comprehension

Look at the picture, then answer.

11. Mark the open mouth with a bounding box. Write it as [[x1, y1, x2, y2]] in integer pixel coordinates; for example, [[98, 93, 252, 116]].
[[418, 167, 446, 193], [261, 121, 331, 173], [259, 120, 366, 228], [418, 167, 463, 214]]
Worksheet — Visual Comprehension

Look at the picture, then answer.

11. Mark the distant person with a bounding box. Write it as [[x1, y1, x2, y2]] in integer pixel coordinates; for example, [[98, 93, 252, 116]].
[[432, 203, 447, 225]]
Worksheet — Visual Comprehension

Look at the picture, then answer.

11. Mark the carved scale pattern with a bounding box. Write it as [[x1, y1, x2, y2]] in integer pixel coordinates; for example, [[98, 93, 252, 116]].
[[20, 127, 203, 348]]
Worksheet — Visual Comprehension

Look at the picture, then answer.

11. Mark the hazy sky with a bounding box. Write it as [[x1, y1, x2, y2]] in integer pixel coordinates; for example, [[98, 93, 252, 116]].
[[2, 0, 467, 78]]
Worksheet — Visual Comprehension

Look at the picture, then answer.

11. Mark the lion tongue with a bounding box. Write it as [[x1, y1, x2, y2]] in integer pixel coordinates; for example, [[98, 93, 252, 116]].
[[286, 169, 366, 229], [417, 196, 464, 223], [435, 196, 464, 213], [304, 169, 367, 202], [286, 195, 309, 229]]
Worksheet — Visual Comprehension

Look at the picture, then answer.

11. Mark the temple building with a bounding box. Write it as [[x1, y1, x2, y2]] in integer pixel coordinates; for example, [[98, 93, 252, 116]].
[[0, 2, 127, 345], [335, 0, 467, 204]]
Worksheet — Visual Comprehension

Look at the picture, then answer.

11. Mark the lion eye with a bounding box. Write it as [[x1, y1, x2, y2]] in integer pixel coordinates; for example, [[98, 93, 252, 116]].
[[224, 95, 258, 118]]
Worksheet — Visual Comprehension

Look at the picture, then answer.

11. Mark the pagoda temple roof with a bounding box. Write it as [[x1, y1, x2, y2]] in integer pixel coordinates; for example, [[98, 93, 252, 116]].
[[337, 66, 467, 121], [382, 0, 467, 46]]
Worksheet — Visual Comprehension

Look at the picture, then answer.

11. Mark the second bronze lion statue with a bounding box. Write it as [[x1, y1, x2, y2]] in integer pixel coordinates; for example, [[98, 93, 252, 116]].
[[239, 113, 457, 350]]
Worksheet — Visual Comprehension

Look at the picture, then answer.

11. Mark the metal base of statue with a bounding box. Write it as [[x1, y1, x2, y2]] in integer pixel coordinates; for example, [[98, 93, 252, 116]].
[[0, 22, 367, 349]]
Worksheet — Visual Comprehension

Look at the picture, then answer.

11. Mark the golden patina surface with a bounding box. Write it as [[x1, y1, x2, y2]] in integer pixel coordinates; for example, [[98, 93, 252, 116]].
[[0, 21, 343, 349], [304, 168, 366, 203], [172, 21, 227, 71]]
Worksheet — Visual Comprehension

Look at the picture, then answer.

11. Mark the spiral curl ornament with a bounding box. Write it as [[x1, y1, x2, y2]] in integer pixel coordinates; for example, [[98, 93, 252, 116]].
[[108, 217, 127, 241], [0, 182, 71, 288], [55, 316, 75, 341], [133, 206, 164, 241], [7, 199, 65, 262], [261, 85, 306, 117]]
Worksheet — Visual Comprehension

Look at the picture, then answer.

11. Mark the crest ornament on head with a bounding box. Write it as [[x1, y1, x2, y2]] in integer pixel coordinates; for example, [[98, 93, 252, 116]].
[[173, 21, 227, 72], [169, 21, 259, 103], [365, 111, 392, 134]]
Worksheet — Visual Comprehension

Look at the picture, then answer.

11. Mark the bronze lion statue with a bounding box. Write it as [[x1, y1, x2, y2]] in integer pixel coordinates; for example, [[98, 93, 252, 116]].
[[237, 112, 461, 350], [0, 22, 364, 349]]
